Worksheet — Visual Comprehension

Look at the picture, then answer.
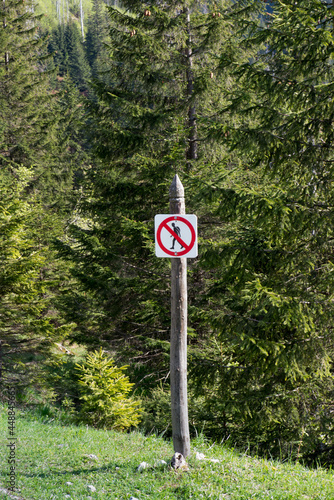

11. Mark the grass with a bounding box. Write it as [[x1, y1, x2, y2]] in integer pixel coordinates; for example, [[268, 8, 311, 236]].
[[0, 406, 333, 499]]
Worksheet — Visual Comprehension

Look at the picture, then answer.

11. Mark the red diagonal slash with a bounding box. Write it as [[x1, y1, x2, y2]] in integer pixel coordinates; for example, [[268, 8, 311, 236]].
[[162, 221, 190, 251]]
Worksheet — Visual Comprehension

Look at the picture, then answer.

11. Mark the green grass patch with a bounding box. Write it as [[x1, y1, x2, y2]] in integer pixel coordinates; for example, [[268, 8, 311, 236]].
[[0, 406, 333, 499]]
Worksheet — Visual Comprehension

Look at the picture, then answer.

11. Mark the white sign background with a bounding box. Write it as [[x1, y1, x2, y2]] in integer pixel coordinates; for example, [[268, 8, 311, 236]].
[[155, 214, 198, 258]]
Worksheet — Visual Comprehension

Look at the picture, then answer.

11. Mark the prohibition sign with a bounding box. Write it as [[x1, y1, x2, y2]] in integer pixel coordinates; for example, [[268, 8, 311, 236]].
[[155, 215, 197, 258]]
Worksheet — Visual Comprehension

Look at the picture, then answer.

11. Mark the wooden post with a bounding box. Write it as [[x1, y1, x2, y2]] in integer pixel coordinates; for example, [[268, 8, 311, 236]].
[[169, 174, 190, 458]]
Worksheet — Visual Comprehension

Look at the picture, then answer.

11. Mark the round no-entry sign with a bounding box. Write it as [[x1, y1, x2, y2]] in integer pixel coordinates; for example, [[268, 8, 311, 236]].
[[155, 214, 198, 258]]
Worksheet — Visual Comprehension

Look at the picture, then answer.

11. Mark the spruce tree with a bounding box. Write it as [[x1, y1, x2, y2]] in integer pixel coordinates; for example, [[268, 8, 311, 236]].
[[76, 348, 142, 430], [49, 22, 90, 90], [188, 0, 334, 459], [0, 167, 56, 391], [0, 0, 82, 202], [85, 0, 110, 80], [0, 0, 85, 399], [0, 0, 54, 171], [57, 0, 245, 392]]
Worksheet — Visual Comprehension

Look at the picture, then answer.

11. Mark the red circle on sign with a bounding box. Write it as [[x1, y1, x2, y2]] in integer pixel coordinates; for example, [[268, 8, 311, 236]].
[[156, 216, 196, 257]]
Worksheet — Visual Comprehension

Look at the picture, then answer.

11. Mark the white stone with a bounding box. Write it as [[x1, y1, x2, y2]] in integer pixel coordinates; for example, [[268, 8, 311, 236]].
[[66, 482, 73, 486], [87, 454, 99, 460], [155, 459, 167, 467], [137, 461, 150, 472], [171, 452, 188, 470], [87, 485, 96, 492], [195, 452, 205, 460], [129, 497, 139, 500]]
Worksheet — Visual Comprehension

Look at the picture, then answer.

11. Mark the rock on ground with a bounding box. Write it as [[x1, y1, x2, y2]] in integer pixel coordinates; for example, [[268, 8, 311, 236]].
[[136, 461, 150, 472], [171, 452, 188, 470]]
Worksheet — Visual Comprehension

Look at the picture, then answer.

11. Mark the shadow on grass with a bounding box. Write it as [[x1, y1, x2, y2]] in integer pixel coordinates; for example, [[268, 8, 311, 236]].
[[19, 462, 124, 479], [19, 460, 170, 479]]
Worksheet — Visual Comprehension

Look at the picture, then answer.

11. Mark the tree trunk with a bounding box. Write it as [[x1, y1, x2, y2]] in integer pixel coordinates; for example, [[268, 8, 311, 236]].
[[3, 0, 9, 69], [185, 8, 197, 169], [80, 0, 84, 40]]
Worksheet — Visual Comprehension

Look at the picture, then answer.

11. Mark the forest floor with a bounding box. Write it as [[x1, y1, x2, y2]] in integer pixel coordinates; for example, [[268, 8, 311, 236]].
[[0, 405, 333, 499]]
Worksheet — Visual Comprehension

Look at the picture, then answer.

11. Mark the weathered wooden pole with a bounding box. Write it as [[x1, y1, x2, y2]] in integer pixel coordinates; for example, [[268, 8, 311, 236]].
[[169, 174, 190, 458]]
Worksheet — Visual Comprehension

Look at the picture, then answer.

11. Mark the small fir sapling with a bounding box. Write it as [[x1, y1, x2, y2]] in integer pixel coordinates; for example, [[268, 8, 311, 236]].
[[76, 348, 141, 430]]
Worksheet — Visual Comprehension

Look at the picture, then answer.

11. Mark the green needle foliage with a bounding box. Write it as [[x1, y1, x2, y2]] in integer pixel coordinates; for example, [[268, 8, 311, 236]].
[[54, 0, 334, 461], [185, 0, 334, 460], [0, 0, 83, 209], [0, 0, 86, 402], [56, 0, 248, 391], [0, 0, 54, 172], [85, 0, 110, 80], [49, 22, 90, 91], [76, 348, 142, 430], [0, 168, 54, 390]]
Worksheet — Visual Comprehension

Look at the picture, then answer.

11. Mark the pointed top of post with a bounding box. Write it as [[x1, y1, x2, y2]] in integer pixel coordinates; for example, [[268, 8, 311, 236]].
[[169, 174, 184, 200]]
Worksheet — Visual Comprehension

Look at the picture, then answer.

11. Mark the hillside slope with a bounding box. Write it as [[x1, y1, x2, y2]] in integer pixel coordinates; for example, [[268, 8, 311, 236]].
[[0, 407, 333, 499]]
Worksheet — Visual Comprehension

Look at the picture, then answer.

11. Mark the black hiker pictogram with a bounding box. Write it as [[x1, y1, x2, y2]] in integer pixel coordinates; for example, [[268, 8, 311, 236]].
[[170, 222, 184, 250]]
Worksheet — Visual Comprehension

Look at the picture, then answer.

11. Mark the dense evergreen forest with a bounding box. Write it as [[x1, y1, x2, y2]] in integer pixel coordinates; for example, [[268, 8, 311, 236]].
[[1, 0, 334, 465]]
